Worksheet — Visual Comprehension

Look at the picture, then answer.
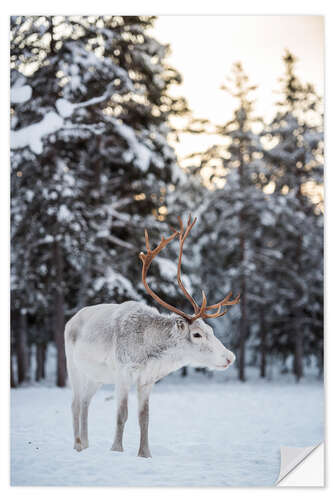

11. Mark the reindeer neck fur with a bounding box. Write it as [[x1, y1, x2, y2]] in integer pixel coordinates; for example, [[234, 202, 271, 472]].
[[118, 302, 190, 385], [137, 322, 189, 385]]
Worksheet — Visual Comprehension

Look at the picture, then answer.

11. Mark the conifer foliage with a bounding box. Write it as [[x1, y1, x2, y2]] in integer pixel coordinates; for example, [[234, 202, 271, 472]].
[[10, 16, 185, 386], [261, 51, 323, 380], [183, 57, 323, 381]]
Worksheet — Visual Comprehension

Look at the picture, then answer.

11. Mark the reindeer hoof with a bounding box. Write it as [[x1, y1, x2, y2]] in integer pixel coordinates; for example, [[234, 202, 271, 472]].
[[111, 443, 124, 452], [74, 438, 83, 452], [138, 449, 152, 458]]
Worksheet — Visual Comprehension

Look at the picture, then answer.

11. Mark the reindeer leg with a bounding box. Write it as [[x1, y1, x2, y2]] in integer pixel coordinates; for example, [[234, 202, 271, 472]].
[[111, 380, 130, 452], [80, 379, 101, 451], [137, 382, 154, 458], [72, 393, 82, 451], [67, 355, 83, 452]]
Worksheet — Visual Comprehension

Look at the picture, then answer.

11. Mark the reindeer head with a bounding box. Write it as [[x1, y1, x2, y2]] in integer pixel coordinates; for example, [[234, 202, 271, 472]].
[[172, 317, 236, 370], [139, 215, 240, 371]]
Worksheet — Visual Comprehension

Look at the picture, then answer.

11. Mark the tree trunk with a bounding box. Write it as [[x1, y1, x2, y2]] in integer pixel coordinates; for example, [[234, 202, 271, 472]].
[[16, 311, 30, 384], [237, 142, 247, 382], [294, 328, 303, 382], [53, 240, 67, 387], [259, 308, 267, 378], [35, 343, 47, 381], [49, 16, 56, 55], [10, 351, 17, 388], [293, 185, 304, 382], [238, 239, 247, 382], [41, 343, 47, 379], [317, 348, 323, 378]]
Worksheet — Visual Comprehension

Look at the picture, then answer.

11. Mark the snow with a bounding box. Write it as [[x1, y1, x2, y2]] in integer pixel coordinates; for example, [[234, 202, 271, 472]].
[[155, 256, 193, 293], [55, 98, 75, 118], [110, 119, 152, 172], [155, 256, 178, 280], [53, 87, 153, 172], [11, 111, 64, 154], [260, 211, 275, 226], [58, 204, 72, 223], [11, 84, 32, 104], [11, 372, 323, 487], [103, 268, 141, 299], [56, 83, 114, 118]]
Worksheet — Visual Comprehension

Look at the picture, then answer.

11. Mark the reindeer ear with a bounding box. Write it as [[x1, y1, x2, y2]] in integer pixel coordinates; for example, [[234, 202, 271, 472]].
[[176, 318, 187, 332]]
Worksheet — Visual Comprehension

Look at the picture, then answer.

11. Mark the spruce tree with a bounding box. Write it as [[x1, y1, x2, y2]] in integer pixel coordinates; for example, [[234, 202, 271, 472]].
[[187, 63, 274, 381], [262, 51, 323, 380], [10, 16, 186, 386]]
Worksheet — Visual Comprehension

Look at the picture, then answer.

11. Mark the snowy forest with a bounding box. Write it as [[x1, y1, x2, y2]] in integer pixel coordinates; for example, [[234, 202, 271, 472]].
[[10, 16, 323, 388]]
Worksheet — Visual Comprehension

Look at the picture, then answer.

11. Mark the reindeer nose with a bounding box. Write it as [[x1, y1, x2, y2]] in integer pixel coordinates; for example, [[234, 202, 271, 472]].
[[226, 352, 235, 365]]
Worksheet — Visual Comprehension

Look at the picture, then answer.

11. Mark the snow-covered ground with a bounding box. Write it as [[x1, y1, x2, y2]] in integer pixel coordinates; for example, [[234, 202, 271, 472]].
[[11, 370, 323, 487]]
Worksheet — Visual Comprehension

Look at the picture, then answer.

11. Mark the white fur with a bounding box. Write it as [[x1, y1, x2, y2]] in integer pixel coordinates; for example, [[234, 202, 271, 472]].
[[64, 300, 235, 457]]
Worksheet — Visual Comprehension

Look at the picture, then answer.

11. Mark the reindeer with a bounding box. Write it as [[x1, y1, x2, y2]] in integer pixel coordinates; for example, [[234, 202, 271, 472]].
[[64, 215, 239, 458]]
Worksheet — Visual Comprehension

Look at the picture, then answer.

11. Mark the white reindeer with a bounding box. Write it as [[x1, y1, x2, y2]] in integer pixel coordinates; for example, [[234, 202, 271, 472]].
[[64, 215, 239, 458]]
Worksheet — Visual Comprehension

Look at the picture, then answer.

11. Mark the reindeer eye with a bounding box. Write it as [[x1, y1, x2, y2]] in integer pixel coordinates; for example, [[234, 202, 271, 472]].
[[193, 333, 202, 338]]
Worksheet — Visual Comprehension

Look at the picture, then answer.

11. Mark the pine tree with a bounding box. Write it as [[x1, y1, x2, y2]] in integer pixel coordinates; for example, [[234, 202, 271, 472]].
[[185, 62, 275, 381], [10, 16, 186, 386], [262, 51, 323, 380]]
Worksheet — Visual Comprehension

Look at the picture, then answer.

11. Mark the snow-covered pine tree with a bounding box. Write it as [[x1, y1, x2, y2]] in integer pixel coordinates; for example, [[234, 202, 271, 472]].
[[261, 51, 323, 380], [10, 16, 186, 386], [184, 62, 276, 381]]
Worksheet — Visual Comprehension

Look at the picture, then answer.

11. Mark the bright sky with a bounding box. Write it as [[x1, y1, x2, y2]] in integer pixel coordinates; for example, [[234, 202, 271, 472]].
[[151, 16, 324, 159]]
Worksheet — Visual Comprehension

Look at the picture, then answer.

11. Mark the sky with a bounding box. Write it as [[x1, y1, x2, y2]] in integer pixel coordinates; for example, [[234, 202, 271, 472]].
[[151, 16, 324, 159]]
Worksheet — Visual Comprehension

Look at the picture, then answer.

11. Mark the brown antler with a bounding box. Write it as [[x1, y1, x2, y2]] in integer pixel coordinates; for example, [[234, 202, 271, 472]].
[[174, 215, 240, 320], [139, 228, 197, 321], [175, 214, 200, 313], [139, 215, 240, 323]]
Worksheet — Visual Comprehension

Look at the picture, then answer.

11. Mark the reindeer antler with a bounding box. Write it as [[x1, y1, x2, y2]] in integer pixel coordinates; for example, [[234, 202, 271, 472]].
[[174, 214, 200, 313], [139, 215, 240, 323]]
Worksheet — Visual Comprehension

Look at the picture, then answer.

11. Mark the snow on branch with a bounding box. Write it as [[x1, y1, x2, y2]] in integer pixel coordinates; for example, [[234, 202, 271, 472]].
[[11, 85, 32, 104], [11, 78, 153, 170], [105, 268, 140, 299], [107, 206, 131, 223], [11, 111, 64, 154], [11, 81, 114, 154], [106, 116, 152, 172], [155, 256, 193, 293], [101, 233, 134, 250], [55, 82, 115, 118]]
